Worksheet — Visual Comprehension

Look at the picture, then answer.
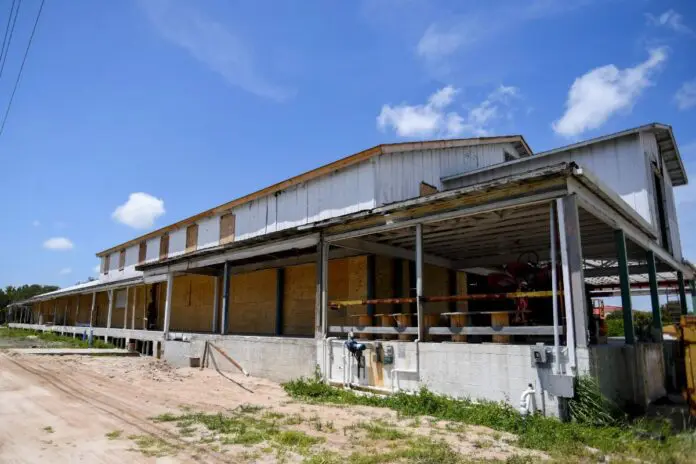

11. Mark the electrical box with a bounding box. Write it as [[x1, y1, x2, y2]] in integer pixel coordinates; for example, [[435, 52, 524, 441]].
[[530, 344, 548, 367], [383, 345, 394, 365]]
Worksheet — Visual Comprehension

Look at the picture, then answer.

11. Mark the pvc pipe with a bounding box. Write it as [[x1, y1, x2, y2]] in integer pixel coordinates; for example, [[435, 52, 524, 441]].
[[550, 203, 561, 374]]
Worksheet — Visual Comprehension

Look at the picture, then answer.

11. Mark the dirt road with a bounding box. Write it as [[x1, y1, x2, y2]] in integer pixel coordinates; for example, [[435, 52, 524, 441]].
[[0, 353, 543, 463]]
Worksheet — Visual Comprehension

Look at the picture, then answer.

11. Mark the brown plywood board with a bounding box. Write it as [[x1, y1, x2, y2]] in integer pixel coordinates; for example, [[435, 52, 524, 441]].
[[186, 224, 199, 254], [219, 213, 236, 245], [424, 264, 449, 316], [328, 256, 367, 327], [169, 274, 215, 333], [228, 269, 276, 334], [283, 263, 315, 336]]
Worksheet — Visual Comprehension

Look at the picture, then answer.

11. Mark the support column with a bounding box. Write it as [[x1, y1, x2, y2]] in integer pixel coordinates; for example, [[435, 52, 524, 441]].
[[89, 292, 96, 329], [550, 203, 561, 373], [221, 262, 231, 335], [75, 295, 80, 325], [677, 271, 688, 315], [691, 280, 696, 316], [415, 223, 424, 341], [614, 229, 635, 345], [131, 287, 137, 331], [124, 287, 130, 331], [646, 251, 662, 341], [315, 240, 329, 338], [163, 273, 174, 339], [366, 255, 376, 317], [276, 268, 285, 336], [212, 274, 220, 333], [105, 289, 114, 341]]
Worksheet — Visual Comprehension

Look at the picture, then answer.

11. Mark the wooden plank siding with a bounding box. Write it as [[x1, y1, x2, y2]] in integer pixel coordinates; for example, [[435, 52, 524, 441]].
[[186, 224, 199, 254]]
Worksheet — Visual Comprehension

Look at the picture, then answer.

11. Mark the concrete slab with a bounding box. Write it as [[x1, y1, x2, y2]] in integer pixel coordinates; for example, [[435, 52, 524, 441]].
[[8, 348, 139, 357]]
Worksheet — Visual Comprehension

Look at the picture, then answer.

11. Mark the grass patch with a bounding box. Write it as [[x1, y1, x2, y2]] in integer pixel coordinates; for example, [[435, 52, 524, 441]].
[[105, 430, 122, 440], [128, 434, 177, 457], [283, 377, 696, 462], [352, 421, 408, 441], [42, 426, 54, 433], [0, 328, 114, 349], [152, 409, 324, 455]]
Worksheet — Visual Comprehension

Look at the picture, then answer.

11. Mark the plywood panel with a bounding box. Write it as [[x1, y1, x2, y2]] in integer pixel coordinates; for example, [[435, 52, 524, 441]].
[[375, 255, 393, 315], [328, 256, 367, 327], [219, 213, 236, 245], [169, 274, 215, 332], [94, 291, 110, 327], [159, 234, 169, 260], [228, 269, 276, 334], [424, 264, 449, 316], [283, 263, 315, 336], [138, 241, 147, 264], [186, 224, 199, 253]]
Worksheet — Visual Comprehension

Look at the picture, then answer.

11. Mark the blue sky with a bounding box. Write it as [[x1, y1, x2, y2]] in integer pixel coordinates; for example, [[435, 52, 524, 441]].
[[1, 0, 695, 306]]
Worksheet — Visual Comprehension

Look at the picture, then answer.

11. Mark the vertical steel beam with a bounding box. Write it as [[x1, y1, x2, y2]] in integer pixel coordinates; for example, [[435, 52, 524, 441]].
[[321, 241, 329, 337], [415, 224, 424, 341], [221, 262, 231, 335], [212, 274, 220, 333], [550, 202, 561, 373], [646, 250, 662, 339], [557, 196, 586, 370], [275, 268, 285, 336], [691, 280, 696, 315], [163, 273, 174, 339], [366, 255, 376, 317], [89, 291, 96, 329], [614, 229, 635, 344], [678, 271, 688, 315], [105, 289, 114, 341]]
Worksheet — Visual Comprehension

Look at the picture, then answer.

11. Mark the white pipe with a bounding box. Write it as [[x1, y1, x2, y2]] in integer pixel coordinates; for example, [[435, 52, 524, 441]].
[[415, 224, 424, 341], [163, 272, 174, 339], [105, 289, 114, 341], [550, 203, 561, 374], [557, 198, 577, 371], [323, 337, 338, 384]]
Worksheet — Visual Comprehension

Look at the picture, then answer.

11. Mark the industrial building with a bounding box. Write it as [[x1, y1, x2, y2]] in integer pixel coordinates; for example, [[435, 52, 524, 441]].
[[7, 122, 693, 417]]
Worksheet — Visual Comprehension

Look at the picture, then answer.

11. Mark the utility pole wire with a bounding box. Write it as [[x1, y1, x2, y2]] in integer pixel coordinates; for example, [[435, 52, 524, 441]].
[[0, 0, 18, 68], [0, 0, 24, 81], [0, 0, 45, 138]]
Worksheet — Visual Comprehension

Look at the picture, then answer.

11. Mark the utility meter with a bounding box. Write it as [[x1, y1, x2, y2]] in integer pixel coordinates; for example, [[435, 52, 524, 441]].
[[383, 345, 394, 365]]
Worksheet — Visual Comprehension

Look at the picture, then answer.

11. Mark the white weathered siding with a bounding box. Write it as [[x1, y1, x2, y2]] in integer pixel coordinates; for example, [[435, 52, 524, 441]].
[[233, 160, 376, 241], [104, 245, 142, 281], [108, 252, 120, 271], [125, 246, 138, 268], [375, 143, 509, 205], [169, 229, 186, 258], [145, 236, 160, 263], [197, 216, 220, 250], [568, 135, 653, 225]]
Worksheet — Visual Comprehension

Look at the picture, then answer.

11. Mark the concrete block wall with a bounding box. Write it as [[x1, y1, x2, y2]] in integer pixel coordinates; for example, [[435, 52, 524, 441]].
[[323, 340, 569, 416], [163, 335, 316, 383]]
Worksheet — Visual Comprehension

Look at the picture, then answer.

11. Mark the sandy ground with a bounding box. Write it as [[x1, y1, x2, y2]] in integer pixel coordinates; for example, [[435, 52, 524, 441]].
[[0, 352, 546, 463]]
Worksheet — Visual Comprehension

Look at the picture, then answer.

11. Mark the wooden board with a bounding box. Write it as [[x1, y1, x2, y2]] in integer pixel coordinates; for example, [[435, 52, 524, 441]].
[[169, 274, 215, 332], [283, 263, 315, 336], [423, 263, 449, 316], [138, 241, 147, 264], [186, 224, 199, 254], [327, 256, 368, 327], [119, 250, 126, 271], [229, 268, 276, 334], [374, 255, 393, 315], [219, 213, 236, 245], [159, 234, 169, 260]]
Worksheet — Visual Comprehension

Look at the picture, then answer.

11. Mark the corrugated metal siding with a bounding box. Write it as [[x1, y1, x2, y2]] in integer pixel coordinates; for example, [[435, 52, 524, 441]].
[[375, 143, 507, 205], [168, 229, 186, 258], [197, 216, 220, 250], [569, 135, 653, 225]]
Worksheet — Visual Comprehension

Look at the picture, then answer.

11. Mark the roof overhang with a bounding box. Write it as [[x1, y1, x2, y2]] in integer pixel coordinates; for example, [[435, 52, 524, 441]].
[[7, 276, 143, 307]]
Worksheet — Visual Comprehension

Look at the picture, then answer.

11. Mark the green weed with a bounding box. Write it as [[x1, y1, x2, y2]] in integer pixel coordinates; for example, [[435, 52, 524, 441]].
[[105, 430, 122, 440]]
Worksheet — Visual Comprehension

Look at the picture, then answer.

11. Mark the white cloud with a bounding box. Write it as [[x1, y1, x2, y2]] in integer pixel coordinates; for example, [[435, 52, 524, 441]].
[[646, 10, 692, 34], [377, 84, 519, 138], [93, 265, 101, 274], [43, 237, 74, 250], [112, 192, 165, 229], [32, 220, 40, 227], [552, 48, 667, 137], [59, 267, 72, 275], [139, 0, 293, 101], [675, 78, 696, 111]]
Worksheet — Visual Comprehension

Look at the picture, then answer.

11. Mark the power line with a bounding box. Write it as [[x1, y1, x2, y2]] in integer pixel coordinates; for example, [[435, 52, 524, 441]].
[[0, 0, 45, 138], [0, 0, 18, 66], [0, 0, 23, 81]]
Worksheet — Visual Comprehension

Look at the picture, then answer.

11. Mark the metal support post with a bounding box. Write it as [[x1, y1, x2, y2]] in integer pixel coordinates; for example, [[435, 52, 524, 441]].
[[163, 273, 174, 339], [614, 229, 635, 344], [678, 271, 688, 315], [646, 250, 662, 340], [212, 274, 220, 333], [221, 262, 231, 335], [415, 223, 424, 341], [105, 289, 114, 341], [275, 268, 285, 336]]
